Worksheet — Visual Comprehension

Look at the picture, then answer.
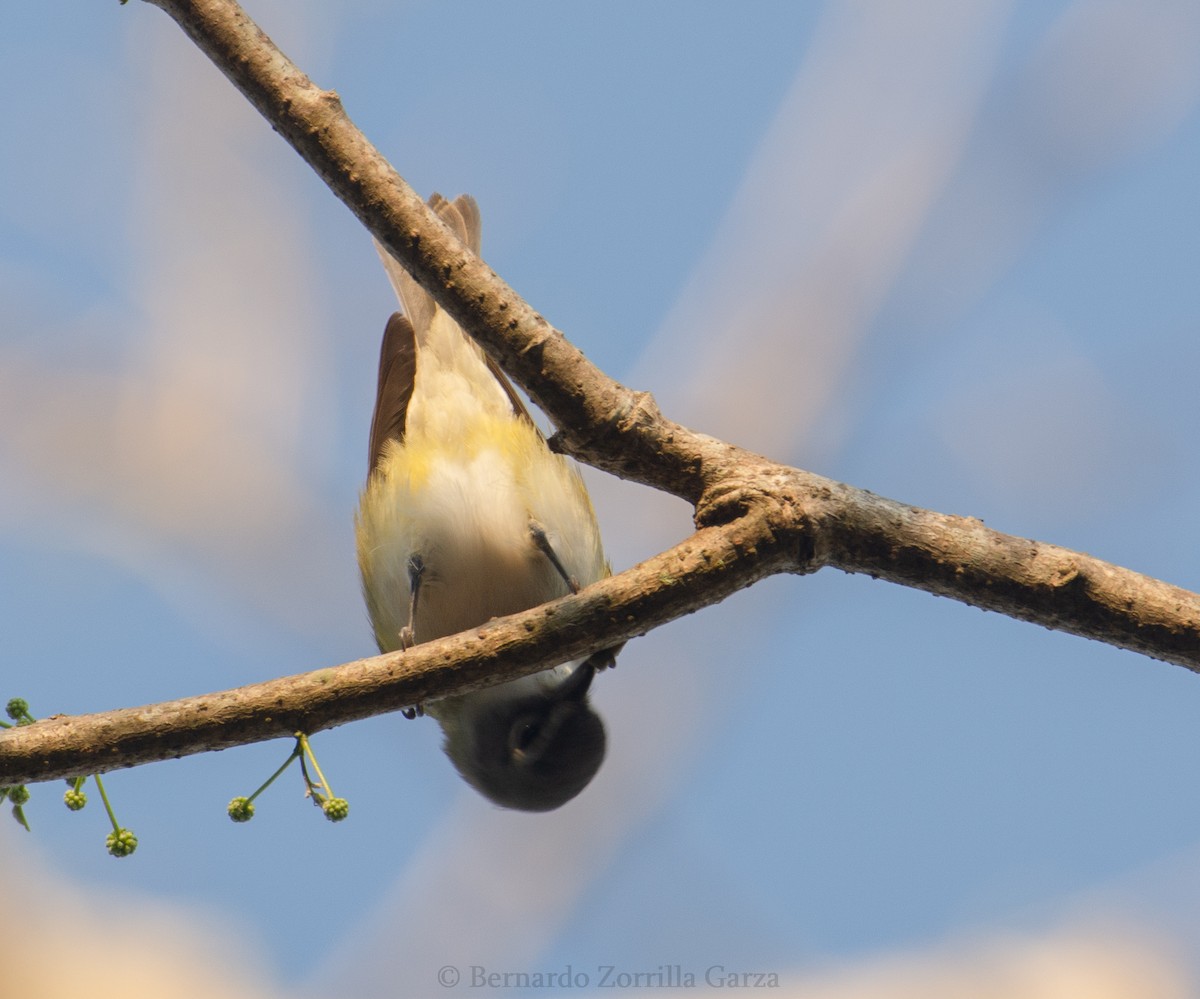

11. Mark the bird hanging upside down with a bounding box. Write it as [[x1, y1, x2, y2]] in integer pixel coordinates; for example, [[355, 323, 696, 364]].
[[356, 194, 616, 811]]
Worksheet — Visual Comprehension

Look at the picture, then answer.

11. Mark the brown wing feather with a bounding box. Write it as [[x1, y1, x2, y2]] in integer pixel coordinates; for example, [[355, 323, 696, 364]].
[[367, 311, 417, 475]]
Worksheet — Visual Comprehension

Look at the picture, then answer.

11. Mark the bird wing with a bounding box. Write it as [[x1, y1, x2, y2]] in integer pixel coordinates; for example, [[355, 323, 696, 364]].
[[367, 311, 417, 475]]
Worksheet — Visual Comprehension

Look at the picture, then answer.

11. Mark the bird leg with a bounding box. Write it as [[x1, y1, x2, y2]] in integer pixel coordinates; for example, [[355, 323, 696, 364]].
[[399, 554, 425, 649], [400, 554, 426, 720], [528, 519, 579, 593], [529, 519, 623, 674]]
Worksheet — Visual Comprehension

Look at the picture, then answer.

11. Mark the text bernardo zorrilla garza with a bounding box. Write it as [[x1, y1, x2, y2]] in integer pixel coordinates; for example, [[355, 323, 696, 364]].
[[462, 964, 782, 989]]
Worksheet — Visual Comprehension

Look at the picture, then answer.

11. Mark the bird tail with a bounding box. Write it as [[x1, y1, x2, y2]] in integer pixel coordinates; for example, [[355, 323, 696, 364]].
[[373, 193, 481, 343]]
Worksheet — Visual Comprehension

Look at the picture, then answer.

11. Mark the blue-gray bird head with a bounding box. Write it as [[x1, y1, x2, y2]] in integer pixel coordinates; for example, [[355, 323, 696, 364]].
[[437, 662, 605, 812]]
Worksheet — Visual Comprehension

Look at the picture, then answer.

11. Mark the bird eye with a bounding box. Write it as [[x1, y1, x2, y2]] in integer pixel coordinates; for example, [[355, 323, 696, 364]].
[[508, 713, 542, 758]]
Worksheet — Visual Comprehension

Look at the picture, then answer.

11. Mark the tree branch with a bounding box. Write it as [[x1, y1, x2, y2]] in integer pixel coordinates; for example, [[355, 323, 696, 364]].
[[0, 515, 787, 786], [2, 0, 1197, 785], [4, 455, 1199, 785]]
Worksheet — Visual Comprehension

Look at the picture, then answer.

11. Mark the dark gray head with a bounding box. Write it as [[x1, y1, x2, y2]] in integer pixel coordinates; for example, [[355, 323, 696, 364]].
[[443, 664, 605, 812]]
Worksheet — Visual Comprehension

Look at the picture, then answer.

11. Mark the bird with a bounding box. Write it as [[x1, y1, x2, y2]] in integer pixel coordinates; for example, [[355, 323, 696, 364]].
[[355, 193, 614, 811]]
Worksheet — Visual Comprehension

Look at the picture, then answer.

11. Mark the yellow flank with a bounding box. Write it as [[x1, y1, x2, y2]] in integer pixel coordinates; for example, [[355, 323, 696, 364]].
[[385, 410, 537, 492], [355, 400, 606, 654]]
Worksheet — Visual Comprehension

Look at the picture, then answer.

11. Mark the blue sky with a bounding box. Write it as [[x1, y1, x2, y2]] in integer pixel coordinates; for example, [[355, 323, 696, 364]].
[[3, 2, 1200, 997]]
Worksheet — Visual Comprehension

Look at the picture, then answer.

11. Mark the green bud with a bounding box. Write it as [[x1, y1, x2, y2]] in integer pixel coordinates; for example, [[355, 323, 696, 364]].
[[106, 828, 138, 858], [227, 797, 255, 822], [322, 797, 349, 822]]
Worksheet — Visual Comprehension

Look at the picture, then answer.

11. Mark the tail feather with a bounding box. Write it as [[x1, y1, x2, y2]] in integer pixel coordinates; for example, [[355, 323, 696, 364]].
[[371, 193, 536, 434], [374, 193, 481, 338]]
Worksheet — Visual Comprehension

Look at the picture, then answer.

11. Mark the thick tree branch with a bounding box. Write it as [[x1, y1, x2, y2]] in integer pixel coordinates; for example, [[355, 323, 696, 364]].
[[0, 515, 788, 786], [2, 0, 1198, 785]]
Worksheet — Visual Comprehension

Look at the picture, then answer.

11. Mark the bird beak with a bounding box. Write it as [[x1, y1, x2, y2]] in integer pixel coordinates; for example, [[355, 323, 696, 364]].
[[556, 660, 596, 702]]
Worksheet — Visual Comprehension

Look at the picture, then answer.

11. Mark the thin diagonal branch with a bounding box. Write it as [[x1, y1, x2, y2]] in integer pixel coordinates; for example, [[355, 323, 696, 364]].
[[2, 0, 1197, 787], [144, 0, 699, 501]]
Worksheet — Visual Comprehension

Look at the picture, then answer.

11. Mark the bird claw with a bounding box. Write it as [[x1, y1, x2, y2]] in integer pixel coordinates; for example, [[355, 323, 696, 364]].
[[402, 703, 425, 720], [584, 643, 624, 673]]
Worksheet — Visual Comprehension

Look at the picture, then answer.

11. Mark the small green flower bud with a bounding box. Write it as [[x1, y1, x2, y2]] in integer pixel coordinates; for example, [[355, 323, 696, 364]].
[[227, 797, 255, 822], [5, 698, 30, 722], [322, 797, 349, 822], [7, 785, 30, 806], [106, 828, 138, 857], [64, 788, 87, 811]]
